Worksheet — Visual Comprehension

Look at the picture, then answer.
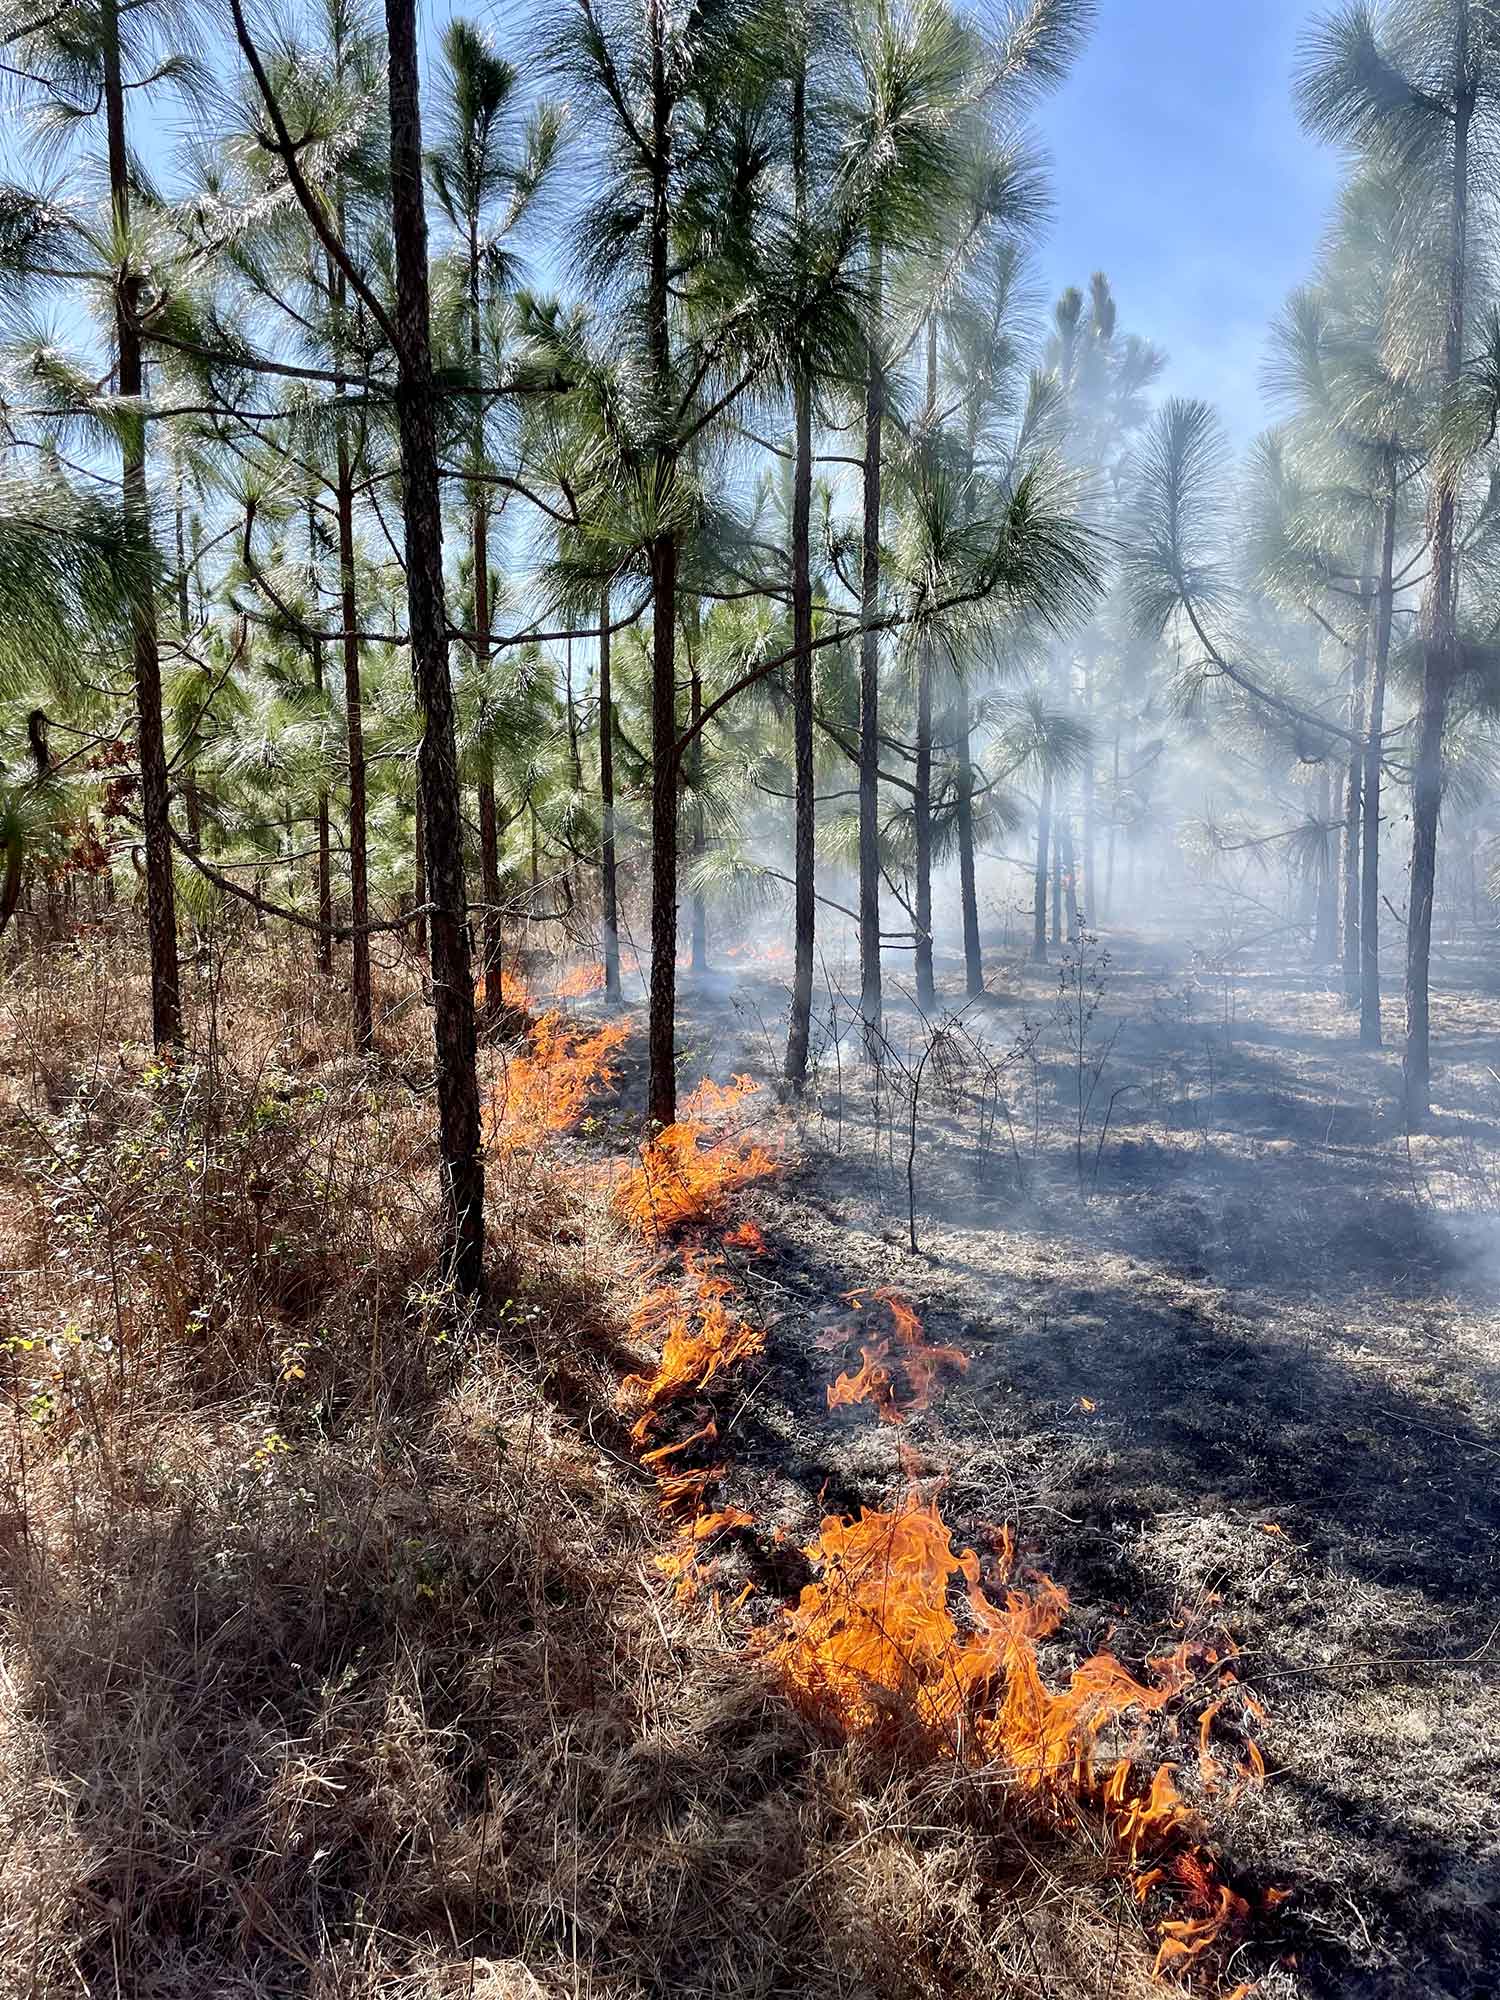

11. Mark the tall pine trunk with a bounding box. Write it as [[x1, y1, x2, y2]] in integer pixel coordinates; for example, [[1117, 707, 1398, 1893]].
[[1032, 769, 1051, 963], [104, 0, 180, 1048], [645, 0, 680, 1127], [913, 314, 937, 1012], [858, 239, 884, 1050], [956, 686, 982, 994], [1341, 542, 1374, 1002], [334, 326, 373, 1051], [784, 62, 817, 1092], [386, 0, 484, 1298], [1362, 471, 1398, 1048], [1405, 11, 1472, 1125], [308, 505, 333, 975], [313, 633, 333, 976], [469, 227, 504, 1031], [599, 590, 622, 1004], [1314, 764, 1338, 962], [689, 639, 706, 973], [647, 532, 681, 1124]]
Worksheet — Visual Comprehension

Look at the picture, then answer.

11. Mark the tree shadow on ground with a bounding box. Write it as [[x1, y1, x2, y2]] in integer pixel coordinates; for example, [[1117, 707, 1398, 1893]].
[[5, 1270, 1176, 2000], [733, 1194, 1500, 2000]]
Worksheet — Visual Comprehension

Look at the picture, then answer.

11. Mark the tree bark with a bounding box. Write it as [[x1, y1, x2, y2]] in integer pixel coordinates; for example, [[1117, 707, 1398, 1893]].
[[1341, 546, 1373, 1002], [334, 339, 374, 1051], [913, 313, 937, 1012], [645, 0, 680, 1127], [858, 238, 884, 1051], [385, 0, 485, 1298], [1032, 768, 1051, 964], [1405, 13, 1472, 1127], [956, 686, 982, 994], [469, 221, 504, 1030], [647, 531, 680, 1125], [307, 503, 333, 975], [1314, 762, 1338, 963], [0, 822, 22, 945], [104, 0, 180, 1049], [784, 61, 817, 1092], [689, 642, 706, 973], [599, 589, 622, 1004], [1362, 473, 1397, 1049], [313, 633, 333, 976]]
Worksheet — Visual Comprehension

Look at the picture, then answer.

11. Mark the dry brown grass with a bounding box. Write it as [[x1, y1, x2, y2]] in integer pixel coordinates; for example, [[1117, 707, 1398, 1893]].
[[0, 918, 1163, 2000]]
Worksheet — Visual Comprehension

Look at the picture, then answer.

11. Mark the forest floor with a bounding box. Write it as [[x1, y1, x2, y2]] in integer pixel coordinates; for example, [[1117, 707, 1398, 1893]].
[[659, 917, 1500, 2000], [0, 914, 1495, 1999]]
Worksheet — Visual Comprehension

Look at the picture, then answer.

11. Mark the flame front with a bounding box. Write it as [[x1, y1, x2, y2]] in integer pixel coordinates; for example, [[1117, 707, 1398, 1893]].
[[615, 1074, 778, 1237], [555, 961, 606, 998], [620, 1250, 766, 1444], [488, 1011, 630, 1144], [759, 1485, 1262, 1978], [826, 1289, 967, 1424], [477, 966, 535, 1016]]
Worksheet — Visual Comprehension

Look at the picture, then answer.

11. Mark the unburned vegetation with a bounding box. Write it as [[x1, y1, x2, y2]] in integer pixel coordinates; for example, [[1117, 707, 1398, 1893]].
[[3, 907, 1496, 2000], [2, 0, 1500, 1991], [0, 932, 1209, 2000]]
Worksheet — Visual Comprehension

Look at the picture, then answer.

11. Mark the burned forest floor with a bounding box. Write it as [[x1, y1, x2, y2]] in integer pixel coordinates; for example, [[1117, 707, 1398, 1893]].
[[0, 914, 1496, 2000], [655, 920, 1500, 2000]]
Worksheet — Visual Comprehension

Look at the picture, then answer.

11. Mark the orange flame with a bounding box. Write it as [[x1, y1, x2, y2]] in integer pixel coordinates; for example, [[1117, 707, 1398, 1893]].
[[555, 961, 606, 998], [477, 966, 535, 1016], [692, 1505, 755, 1539], [826, 1289, 967, 1425], [654, 1502, 755, 1604], [641, 1423, 721, 1518], [615, 1075, 778, 1237], [723, 1218, 769, 1256], [827, 1345, 901, 1421], [759, 1485, 1262, 1976], [620, 1251, 766, 1443], [488, 1011, 630, 1144]]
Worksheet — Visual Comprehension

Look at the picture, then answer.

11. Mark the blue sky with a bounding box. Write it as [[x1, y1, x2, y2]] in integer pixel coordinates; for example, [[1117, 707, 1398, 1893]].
[[413, 0, 1344, 445], [4, 0, 1344, 452], [1028, 0, 1342, 442]]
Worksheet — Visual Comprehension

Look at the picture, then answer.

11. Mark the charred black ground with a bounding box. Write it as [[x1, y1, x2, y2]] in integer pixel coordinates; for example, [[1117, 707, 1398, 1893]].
[[638, 924, 1500, 2000]]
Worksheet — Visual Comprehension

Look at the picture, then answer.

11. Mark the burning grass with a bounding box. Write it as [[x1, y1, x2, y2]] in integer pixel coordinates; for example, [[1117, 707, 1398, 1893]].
[[477, 964, 536, 1017], [757, 1483, 1268, 1983], [619, 1249, 765, 1444], [607, 1058, 1268, 1988], [0, 926, 1287, 2000], [487, 1008, 629, 1144], [614, 1074, 778, 1238], [825, 1288, 968, 1424], [554, 961, 606, 998]]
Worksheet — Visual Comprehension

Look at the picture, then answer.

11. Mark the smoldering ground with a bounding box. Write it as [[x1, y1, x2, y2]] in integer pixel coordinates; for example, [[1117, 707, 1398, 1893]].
[[633, 916, 1500, 2000]]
